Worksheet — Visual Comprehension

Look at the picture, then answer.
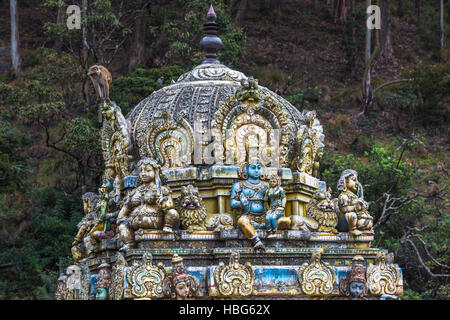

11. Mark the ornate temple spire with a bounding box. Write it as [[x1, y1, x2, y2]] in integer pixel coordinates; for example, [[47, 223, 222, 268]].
[[200, 4, 223, 64]]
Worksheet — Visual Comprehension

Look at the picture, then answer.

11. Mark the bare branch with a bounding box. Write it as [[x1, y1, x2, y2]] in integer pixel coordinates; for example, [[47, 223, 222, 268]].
[[412, 234, 450, 269], [405, 238, 450, 278], [374, 193, 419, 228]]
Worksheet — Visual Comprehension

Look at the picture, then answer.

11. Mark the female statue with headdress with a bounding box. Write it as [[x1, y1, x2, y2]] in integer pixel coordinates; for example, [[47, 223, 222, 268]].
[[264, 174, 286, 237], [117, 157, 179, 250], [336, 169, 373, 237]]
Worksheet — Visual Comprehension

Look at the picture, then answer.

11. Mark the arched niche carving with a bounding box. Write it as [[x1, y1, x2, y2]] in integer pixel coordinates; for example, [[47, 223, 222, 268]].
[[211, 79, 295, 167], [144, 111, 194, 169]]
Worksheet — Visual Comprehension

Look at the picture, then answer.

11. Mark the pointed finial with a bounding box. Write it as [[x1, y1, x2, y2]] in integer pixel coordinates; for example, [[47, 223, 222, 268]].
[[200, 4, 223, 64]]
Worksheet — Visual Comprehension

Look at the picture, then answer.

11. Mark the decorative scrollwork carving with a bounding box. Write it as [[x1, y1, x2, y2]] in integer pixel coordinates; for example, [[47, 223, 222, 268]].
[[145, 110, 194, 168], [294, 110, 324, 177], [366, 252, 400, 295], [100, 101, 132, 181], [128, 252, 167, 299], [297, 248, 336, 296], [110, 252, 132, 300], [211, 82, 295, 167], [213, 251, 254, 297]]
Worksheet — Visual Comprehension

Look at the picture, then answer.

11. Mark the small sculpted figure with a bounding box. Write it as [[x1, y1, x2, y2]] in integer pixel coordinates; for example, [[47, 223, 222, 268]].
[[117, 158, 179, 250], [90, 182, 117, 243], [65, 265, 81, 300], [264, 174, 286, 237], [162, 254, 199, 300], [88, 65, 112, 101], [230, 162, 268, 251], [71, 192, 99, 261], [95, 262, 111, 300], [336, 169, 373, 237], [178, 185, 208, 232]]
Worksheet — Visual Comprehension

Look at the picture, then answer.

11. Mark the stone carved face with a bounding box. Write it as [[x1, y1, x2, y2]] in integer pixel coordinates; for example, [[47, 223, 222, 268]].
[[246, 162, 263, 180], [139, 164, 155, 183], [345, 175, 358, 192], [269, 175, 280, 188], [174, 281, 190, 300], [349, 281, 365, 299]]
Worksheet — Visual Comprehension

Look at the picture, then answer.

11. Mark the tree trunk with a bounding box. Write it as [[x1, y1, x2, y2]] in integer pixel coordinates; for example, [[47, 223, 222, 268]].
[[415, 0, 421, 24], [10, 0, 21, 77], [362, 0, 373, 115], [440, 0, 445, 49], [397, 0, 404, 17], [447, 0, 450, 24], [81, 0, 92, 113], [54, 0, 64, 53], [127, 1, 149, 74], [232, 0, 248, 27], [380, 0, 393, 59]]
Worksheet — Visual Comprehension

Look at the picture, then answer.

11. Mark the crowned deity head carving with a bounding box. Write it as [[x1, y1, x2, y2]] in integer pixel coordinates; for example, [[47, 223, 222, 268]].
[[238, 161, 266, 181], [337, 169, 359, 193], [346, 255, 367, 300], [163, 254, 199, 300], [268, 173, 281, 188], [137, 157, 162, 186]]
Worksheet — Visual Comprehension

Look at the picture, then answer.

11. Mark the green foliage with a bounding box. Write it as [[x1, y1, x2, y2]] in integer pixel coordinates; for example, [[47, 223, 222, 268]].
[[406, 63, 450, 127], [286, 86, 322, 109], [155, 0, 246, 68], [0, 188, 80, 299], [339, 11, 365, 73], [0, 121, 29, 193], [320, 146, 415, 203], [43, 0, 130, 65], [110, 66, 186, 115], [320, 141, 449, 299]]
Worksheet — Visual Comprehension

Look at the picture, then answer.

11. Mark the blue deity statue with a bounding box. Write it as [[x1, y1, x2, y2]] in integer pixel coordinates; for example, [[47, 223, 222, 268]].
[[265, 174, 286, 237], [230, 162, 268, 251]]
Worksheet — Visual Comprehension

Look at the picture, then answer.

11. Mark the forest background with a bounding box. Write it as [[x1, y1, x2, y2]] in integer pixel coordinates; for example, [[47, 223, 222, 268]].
[[0, 0, 448, 299]]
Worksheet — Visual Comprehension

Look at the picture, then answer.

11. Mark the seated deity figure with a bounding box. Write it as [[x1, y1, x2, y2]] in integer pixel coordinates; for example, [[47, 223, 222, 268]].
[[117, 158, 179, 250], [89, 182, 116, 243], [230, 161, 268, 251], [336, 169, 373, 237], [264, 174, 286, 237]]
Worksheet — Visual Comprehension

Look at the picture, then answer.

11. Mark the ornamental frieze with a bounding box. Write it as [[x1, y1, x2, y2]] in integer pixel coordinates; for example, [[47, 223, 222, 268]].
[[297, 248, 337, 296], [212, 251, 255, 297]]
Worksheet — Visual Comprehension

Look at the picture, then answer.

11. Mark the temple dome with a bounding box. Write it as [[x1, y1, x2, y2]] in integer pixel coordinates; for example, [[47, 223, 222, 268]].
[[126, 62, 324, 171]]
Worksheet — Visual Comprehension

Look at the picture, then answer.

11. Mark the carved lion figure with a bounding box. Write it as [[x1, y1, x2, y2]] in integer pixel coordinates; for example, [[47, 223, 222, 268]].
[[279, 188, 338, 233], [178, 185, 208, 232], [305, 188, 338, 233]]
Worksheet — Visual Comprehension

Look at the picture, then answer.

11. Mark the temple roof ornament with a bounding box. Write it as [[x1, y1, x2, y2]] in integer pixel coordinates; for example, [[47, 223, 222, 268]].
[[200, 5, 223, 65]]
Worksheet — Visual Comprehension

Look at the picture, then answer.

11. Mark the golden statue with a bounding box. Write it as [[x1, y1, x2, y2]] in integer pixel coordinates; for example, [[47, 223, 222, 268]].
[[71, 192, 99, 262], [336, 169, 373, 236], [295, 111, 324, 177], [117, 158, 180, 250]]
